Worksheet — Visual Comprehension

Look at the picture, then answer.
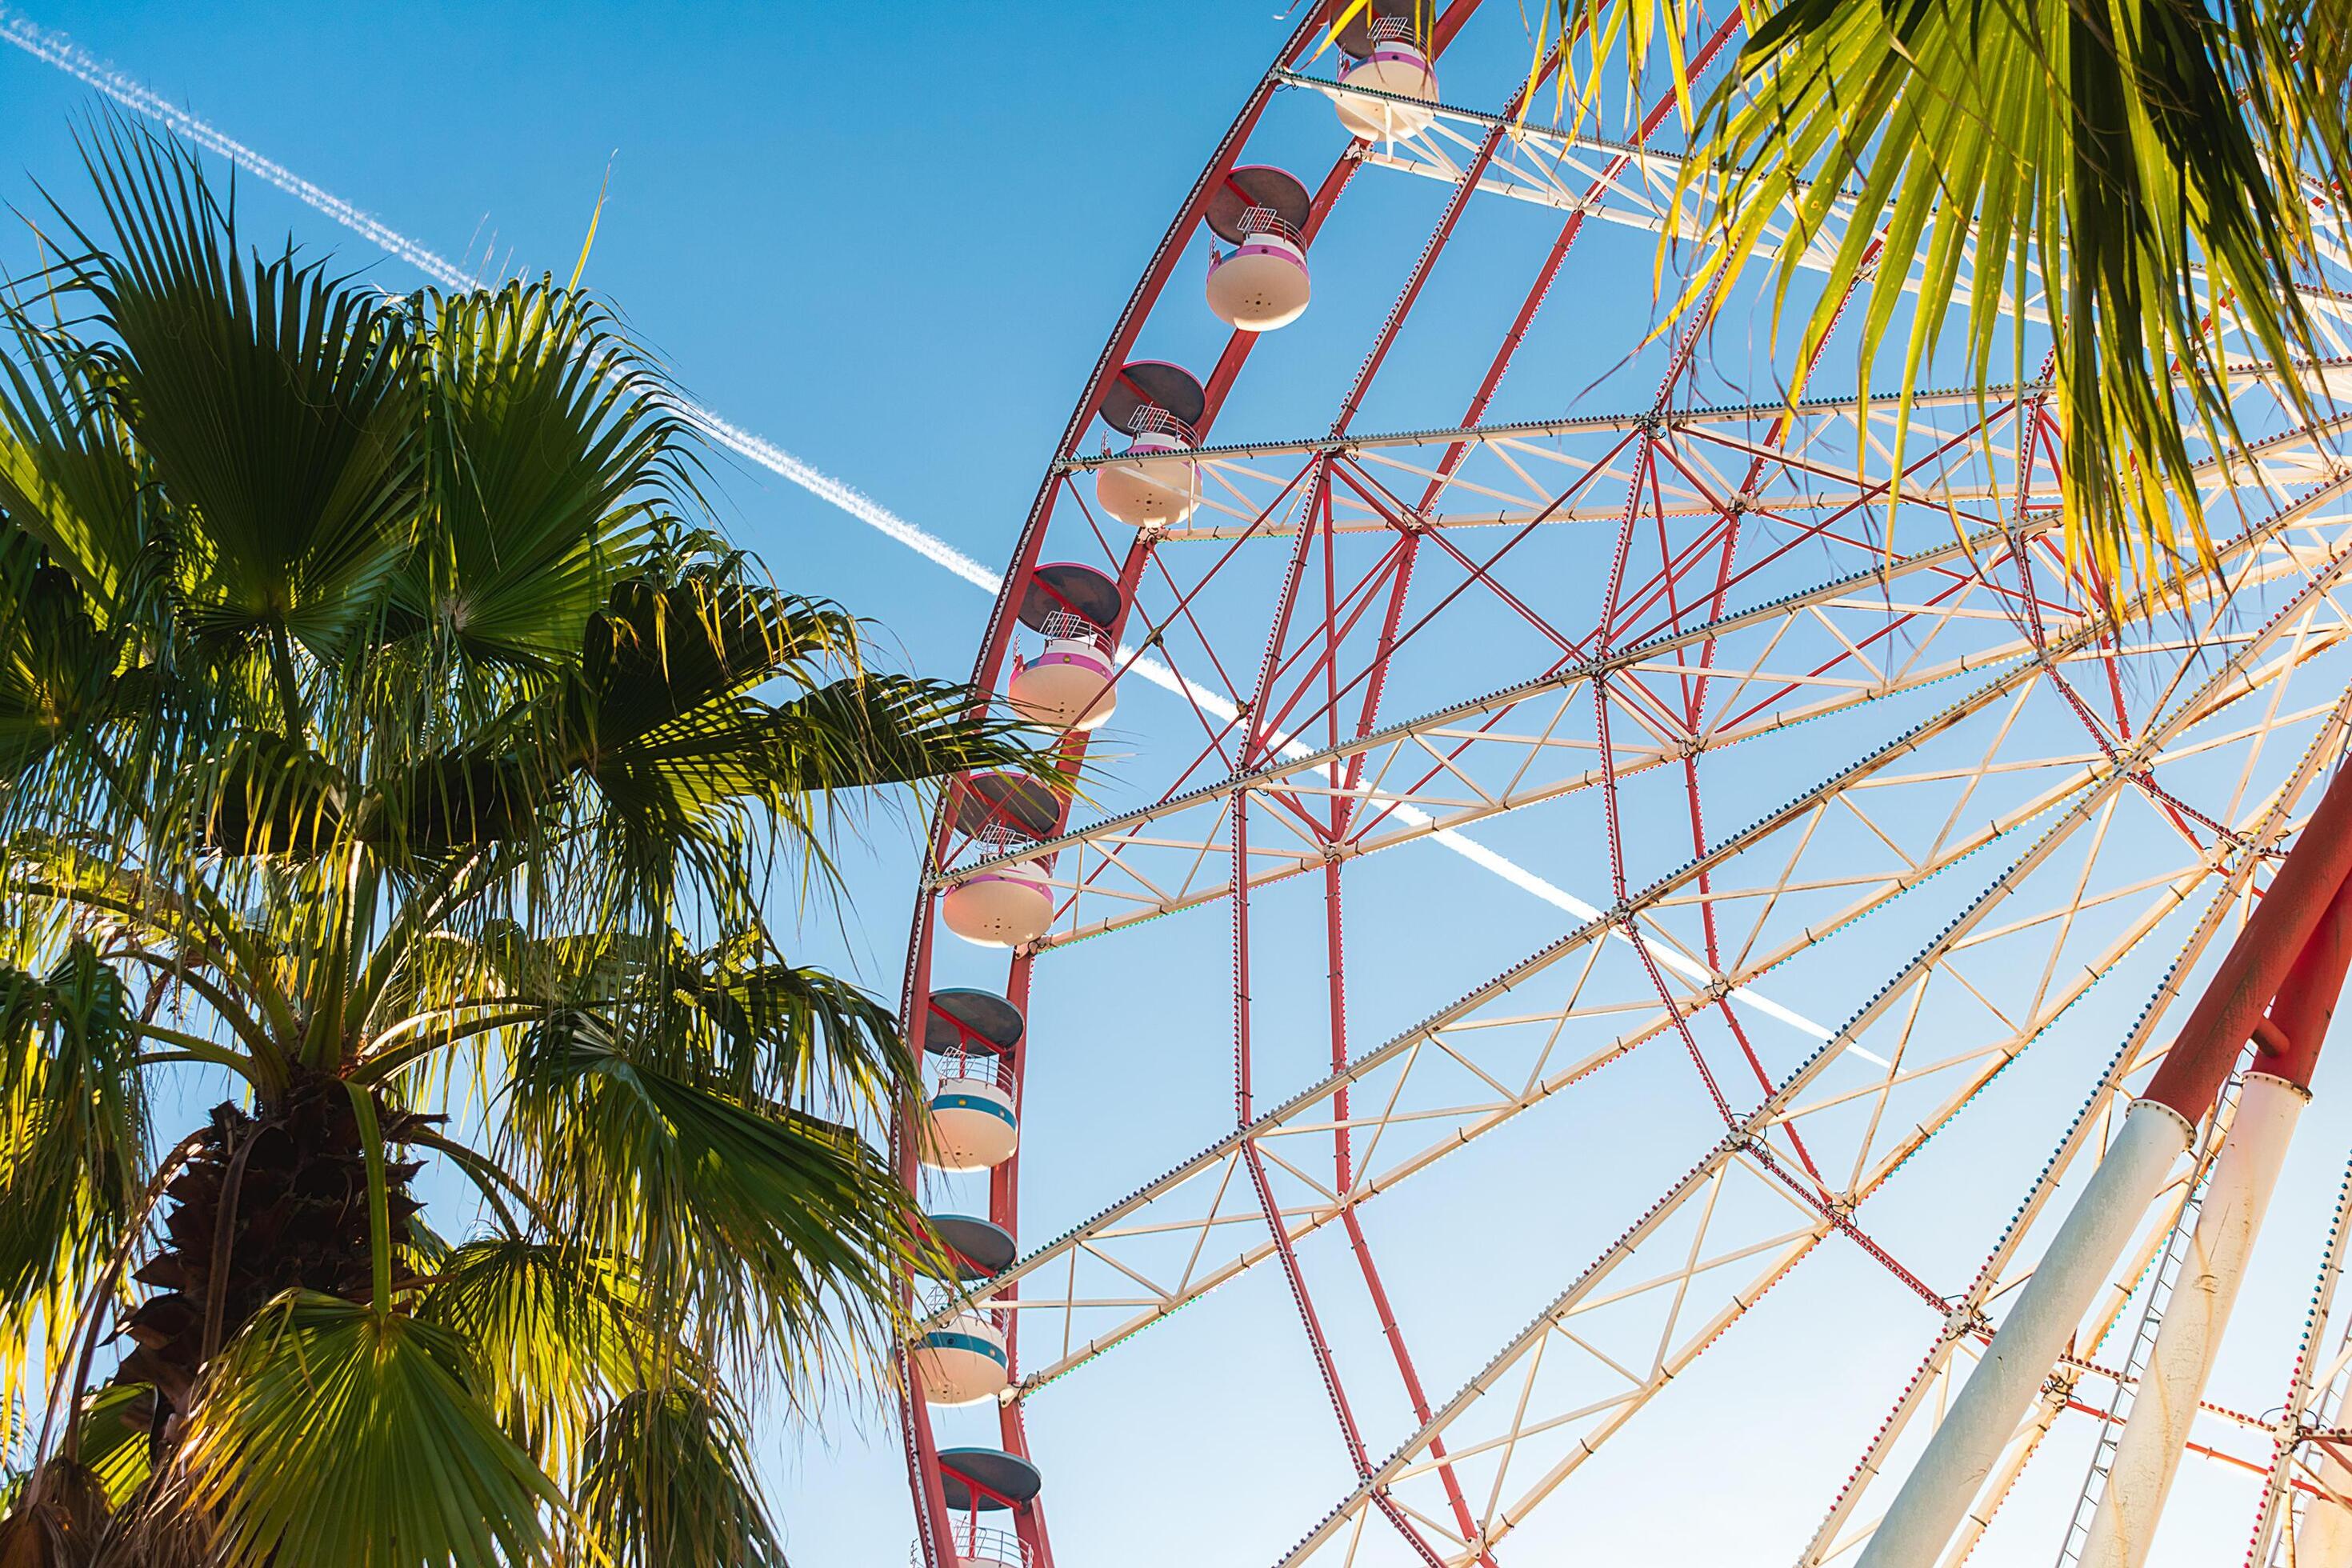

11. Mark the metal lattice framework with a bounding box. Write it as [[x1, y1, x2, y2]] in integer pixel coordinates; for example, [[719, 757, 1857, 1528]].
[[894, 7, 2352, 1566]]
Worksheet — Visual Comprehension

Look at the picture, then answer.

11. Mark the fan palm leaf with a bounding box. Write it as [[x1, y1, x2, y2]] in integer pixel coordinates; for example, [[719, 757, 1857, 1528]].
[[414, 1240, 658, 1480], [1534, 0, 2352, 603], [0, 942, 146, 1421], [172, 1294, 563, 1568], [57, 128, 421, 665], [565, 1385, 786, 1568], [401, 283, 686, 675]]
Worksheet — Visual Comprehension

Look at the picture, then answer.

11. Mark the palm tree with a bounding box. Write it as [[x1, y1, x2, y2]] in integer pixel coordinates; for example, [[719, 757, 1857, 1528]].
[[0, 126, 1040, 1567], [1518, 0, 2351, 599]]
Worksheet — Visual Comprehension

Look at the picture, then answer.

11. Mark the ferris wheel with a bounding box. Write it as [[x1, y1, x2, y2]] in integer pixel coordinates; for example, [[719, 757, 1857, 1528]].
[[889, 4, 2352, 1566]]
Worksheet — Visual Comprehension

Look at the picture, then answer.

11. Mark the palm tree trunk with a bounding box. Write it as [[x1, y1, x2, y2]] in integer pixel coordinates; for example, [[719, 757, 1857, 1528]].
[[111, 1068, 426, 1460]]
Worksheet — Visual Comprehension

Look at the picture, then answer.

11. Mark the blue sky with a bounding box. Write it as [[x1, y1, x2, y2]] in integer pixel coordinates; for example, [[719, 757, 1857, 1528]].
[[10, 6, 2352, 1567]]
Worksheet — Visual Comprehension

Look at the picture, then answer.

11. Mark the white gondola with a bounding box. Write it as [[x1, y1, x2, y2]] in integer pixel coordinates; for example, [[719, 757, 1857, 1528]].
[[1094, 362, 1207, 529], [1335, 14, 1438, 141], [1206, 166, 1313, 333], [924, 1074, 1018, 1171], [910, 1310, 1010, 1406], [939, 774, 1066, 948], [1007, 636, 1116, 728], [1095, 427, 1199, 529], [921, 991, 1026, 1175], [1207, 221, 1310, 331], [939, 858, 1053, 948], [1005, 562, 1125, 730]]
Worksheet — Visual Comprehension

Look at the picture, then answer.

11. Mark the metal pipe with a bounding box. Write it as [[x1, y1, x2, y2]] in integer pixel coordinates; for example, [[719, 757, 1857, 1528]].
[[1854, 1098, 2194, 1568], [2078, 1073, 2309, 1567], [2140, 765, 2352, 1122], [1938, 1381, 2068, 1567], [2298, 1445, 2352, 1565], [2080, 875, 2352, 1565], [2261, 872, 2352, 1094]]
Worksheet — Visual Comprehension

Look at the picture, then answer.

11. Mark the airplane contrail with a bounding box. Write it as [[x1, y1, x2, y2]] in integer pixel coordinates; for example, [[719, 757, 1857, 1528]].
[[0, 6, 1859, 1059]]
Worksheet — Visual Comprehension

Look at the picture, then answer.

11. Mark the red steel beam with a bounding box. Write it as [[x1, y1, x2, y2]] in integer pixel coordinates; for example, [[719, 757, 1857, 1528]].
[[2143, 763, 2352, 1122]]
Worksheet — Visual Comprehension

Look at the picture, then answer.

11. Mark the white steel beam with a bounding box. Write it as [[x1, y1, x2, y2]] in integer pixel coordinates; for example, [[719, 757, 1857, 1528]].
[[2080, 1074, 2309, 1567], [1855, 1098, 2195, 1568]]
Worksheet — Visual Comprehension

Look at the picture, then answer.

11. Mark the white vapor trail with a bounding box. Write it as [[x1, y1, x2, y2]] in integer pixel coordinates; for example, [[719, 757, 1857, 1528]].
[[1, 10, 475, 291], [0, 7, 1861, 1061]]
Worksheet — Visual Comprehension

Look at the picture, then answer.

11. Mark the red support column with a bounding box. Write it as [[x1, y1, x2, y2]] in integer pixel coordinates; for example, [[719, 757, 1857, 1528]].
[[2255, 870, 2352, 1091], [2145, 763, 2352, 1122]]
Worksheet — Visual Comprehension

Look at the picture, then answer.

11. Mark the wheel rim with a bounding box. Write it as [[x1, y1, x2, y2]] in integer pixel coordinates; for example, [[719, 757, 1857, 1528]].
[[894, 8, 2352, 1565]]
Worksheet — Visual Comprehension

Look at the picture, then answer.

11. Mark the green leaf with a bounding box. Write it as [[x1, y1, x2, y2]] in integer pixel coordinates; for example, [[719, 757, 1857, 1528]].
[[763, 671, 1058, 794], [1558, 0, 2346, 605], [416, 1239, 652, 1478], [177, 1292, 563, 1568], [0, 312, 150, 616], [662, 942, 915, 1115], [502, 1018, 922, 1386], [0, 939, 146, 1417], [0, 534, 136, 798], [566, 1385, 784, 1568], [399, 282, 687, 671], [54, 122, 422, 657], [186, 731, 347, 860], [73, 1382, 154, 1510], [567, 578, 856, 758]]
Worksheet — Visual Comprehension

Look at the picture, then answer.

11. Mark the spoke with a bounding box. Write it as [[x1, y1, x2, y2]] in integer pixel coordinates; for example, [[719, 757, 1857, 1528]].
[[1278, 74, 2352, 331], [934, 482, 2352, 1424], [958, 415, 2352, 963], [1275, 497, 2352, 1566]]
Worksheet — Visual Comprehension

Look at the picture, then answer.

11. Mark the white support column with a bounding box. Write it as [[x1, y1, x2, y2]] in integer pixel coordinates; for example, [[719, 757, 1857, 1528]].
[[2300, 1446, 2352, 1566], [2082, 1073, 2310, 1568], [1856, 1098, 2194, 1568]]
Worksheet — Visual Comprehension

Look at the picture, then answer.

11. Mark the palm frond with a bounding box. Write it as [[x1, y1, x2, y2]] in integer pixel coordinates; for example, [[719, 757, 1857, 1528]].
[[51, 121, 421, 662], [774, 671, 1062, 794], [416, 1238, 654, 1479], [665, 942, 913, 1114], [72, 1382, 152, 1510], [564, 1385, 785, 1568], [184, 731, 347, 861], [502, 1014, 922, 1389], [566, 578, 859, 756], [0, 941, 146, 1417], [1540, 0, 1709, 130], [1694, 0, 2330, 596], [174, 1292, 562, 1568], [1542, 0, 2345, 603], [0, 309, 149, 616], [0, 532, 140, 806], [400, 282, 693, 675]]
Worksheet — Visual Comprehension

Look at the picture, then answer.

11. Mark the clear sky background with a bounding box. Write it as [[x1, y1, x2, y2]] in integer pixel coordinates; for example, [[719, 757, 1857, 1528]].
[[9, 7, 2352, 1567]]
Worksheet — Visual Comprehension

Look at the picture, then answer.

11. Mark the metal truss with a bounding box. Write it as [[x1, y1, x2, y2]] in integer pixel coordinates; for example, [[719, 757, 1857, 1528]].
[[934, 471, 2352, 1378], [938, 408, 2352, 953], [1285, 72, 2352, 339], [1274, 478, 2352, 1566]]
